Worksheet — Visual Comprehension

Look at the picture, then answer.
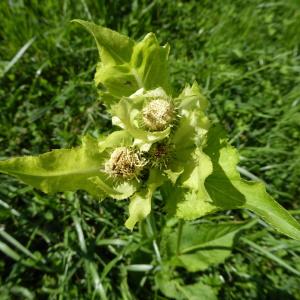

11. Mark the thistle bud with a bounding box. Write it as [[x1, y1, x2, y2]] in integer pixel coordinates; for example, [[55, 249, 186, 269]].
[[142, 99, 174, 131], [148, 142, 173, 169], [105, 147, 145, 179]]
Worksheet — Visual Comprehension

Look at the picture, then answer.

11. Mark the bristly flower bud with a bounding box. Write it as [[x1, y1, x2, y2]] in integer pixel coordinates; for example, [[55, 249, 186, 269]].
[[148, 141, 173, 169], [142, 98, 174, 131], [104, 147, 146, 179]]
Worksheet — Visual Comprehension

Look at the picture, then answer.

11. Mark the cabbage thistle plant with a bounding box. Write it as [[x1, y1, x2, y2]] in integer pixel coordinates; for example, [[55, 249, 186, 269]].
[[0, 20, 300, 240]]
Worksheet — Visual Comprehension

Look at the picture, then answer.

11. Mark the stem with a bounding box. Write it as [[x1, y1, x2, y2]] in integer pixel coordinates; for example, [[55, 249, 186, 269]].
[[146, 211, 162, 264], [176, 220, 184, 256]]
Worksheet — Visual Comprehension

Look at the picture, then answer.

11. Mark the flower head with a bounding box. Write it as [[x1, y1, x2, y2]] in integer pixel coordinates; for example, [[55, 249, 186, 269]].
[[104, 146, 146, 179], [142, 98, 174, 131]]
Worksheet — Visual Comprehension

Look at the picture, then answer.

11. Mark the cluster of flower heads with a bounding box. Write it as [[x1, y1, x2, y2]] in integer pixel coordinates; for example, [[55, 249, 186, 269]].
[[103, 88, 178, 180]]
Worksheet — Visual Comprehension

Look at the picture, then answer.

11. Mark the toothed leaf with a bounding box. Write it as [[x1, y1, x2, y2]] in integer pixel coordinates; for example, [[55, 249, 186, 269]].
[[73, 20, 171, 105], [204, 127, 300, 240], [0, 136, 104, 196], [0, 131, 138, 200], [72, 19, 134, 65]]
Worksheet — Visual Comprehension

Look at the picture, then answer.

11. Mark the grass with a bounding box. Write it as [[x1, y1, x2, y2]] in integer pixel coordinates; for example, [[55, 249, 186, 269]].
[[0, 0, 300, 299]]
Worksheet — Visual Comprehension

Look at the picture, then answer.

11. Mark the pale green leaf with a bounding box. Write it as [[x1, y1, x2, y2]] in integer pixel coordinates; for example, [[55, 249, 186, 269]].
[[175, 149, 215, 219], [131, 32, 171, 93], [125, 189, 152, 230], [95, 63, 139, 98], [98, 130, 132, 152], [73, 20, 171, 104], [177, 81, 208, 112], [0, 132, 138, 200], [0, 136, 105, 196], [172, 82, 210, 156], [167, 125, 300, 240], [204, 127, 300, 240], [163, 148, 215, 219], [72, 19, 134, 65], [88, 176, 137, 201], [125, 169, 165, 229]]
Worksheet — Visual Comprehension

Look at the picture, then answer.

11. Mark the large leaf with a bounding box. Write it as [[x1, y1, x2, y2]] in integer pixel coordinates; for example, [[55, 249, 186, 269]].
[[165, 126, 300, 240], [161, 220, 255, 272], [73, 20, 171, 103], [72, 19, 134, 65], [0, 136, 104, 196], [204, 127, 300, 240], [0, 132, 138, 200]]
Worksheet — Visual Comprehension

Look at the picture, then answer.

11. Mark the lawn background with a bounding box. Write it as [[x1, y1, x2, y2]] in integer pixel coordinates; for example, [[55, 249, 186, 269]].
[[0, 0, 300, 299]]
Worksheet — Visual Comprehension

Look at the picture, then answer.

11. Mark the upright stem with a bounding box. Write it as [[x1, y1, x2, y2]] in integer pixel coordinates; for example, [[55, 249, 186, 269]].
[[176, 220, 184, 256]]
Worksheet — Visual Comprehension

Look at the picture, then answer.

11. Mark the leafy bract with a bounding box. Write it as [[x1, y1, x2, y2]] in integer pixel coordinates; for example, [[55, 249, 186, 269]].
[[175, 82, 210, 147], [88, 176, 137, 201], [164, 148, 216, 219], [125, 169, 165, 230], [0, 132, 138, 200], [165, 82, 210, 182], [72, 20, 171, 105]]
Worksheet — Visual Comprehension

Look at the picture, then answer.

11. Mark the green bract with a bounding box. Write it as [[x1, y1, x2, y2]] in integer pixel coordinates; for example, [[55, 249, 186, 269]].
[[0, 20, 299, 239]]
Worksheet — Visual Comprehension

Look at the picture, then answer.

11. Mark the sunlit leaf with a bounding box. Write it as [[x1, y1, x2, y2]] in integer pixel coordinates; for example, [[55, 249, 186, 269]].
[[0, 136, 104, 196], [174, 149, 215, 219], [73, 20, 171, 104], [165, 125, 300, 240], [72, 19, 134, 65], [125, 169, 165, 230], [204, 127, 300, 240], [0, 132, 138, 200]]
